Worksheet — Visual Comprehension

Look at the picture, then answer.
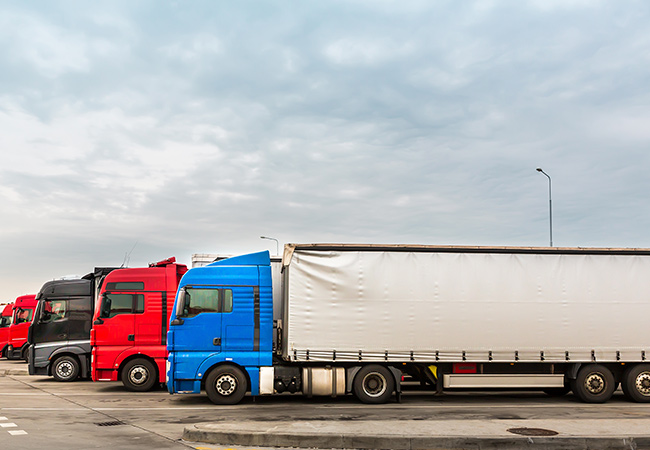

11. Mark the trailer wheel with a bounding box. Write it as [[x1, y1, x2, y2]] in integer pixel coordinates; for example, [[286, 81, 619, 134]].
[[205, 365, 248, 405], [571, 364, 616, 403], [52, 356, 80, 382], [622, 364, 650, 403], [122, 358, 158, 392], [353, 365, 394, 404]]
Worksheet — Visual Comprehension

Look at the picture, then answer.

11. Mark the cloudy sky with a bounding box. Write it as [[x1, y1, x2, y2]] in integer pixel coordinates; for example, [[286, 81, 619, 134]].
[[1, 0, 650, 301]]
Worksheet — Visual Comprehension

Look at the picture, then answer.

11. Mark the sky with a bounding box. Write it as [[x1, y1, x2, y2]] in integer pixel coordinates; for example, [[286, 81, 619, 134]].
[[1, 0, 650, 301]]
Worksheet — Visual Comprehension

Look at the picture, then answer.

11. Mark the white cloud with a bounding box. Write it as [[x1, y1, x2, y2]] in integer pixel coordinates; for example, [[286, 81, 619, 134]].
[[0, 12, 92, 77], [1, 1, 650, 300]]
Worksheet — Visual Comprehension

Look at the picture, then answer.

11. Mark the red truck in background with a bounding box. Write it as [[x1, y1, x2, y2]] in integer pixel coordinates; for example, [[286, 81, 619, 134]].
[[0, 303, 15, 358], [91, 257, 187, 391], [6, 295, 37, 360]]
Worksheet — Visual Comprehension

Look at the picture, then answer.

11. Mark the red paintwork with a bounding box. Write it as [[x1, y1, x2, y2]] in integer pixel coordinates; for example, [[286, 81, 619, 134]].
[[0, 303, 15, 358], [91, 257, 187, 383], [7, 295, 37, 359]]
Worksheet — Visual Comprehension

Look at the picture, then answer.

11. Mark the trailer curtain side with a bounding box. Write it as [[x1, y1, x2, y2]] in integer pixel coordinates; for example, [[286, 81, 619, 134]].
[[282, 247, 650, 363]]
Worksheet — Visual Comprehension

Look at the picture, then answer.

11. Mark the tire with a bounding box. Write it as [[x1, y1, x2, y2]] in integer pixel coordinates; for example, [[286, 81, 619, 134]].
[[621, 364, 650, 403], [121, 358, 158, 392], [570, 364, 616, 403], [353, 365, 395, 404], [205, 365, 248, 405], [22, 346, 29, 363], [52, 356, 80, 382]]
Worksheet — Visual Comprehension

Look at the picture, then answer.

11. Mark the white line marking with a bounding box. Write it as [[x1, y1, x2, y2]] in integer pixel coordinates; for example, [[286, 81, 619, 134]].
[[8, 430, 28, 435], [0, 417, 7, 420], [1, 408, 87, 411], [0, 393, 52, 396], [0, 423, 17, 428]]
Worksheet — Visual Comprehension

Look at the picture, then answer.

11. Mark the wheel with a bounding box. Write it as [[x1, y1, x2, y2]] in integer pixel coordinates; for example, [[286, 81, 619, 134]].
[[52, 356, 80, 382], [622, 364, 650, 403], [22, 346, 29, 363], [353, 365, 395, 404], [570, 364, 616, 403], [121, 359, 158, 392], [205, 365, 248, 405]]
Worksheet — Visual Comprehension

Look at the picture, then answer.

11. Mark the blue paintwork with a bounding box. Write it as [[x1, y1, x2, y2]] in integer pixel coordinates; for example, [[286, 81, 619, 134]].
[[166, 251, 273, 396]]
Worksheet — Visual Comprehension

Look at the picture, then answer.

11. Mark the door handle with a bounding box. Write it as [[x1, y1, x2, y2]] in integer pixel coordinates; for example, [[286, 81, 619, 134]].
[[213, 338, 221, 346], [58, 334, 67, 339], [127, 334, 135, 341]]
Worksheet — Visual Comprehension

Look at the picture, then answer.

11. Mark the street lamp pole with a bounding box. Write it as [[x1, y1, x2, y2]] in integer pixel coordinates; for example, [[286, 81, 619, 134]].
[[260, 236, 279, 256], [536, 168, 553, 247]]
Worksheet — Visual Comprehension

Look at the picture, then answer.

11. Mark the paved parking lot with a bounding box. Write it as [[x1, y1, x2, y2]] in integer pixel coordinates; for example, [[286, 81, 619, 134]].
[[2, 358, 650, 449]]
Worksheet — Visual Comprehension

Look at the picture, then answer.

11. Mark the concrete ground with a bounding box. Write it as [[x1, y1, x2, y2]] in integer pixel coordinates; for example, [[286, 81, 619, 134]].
[[2, 358, 650, 450]]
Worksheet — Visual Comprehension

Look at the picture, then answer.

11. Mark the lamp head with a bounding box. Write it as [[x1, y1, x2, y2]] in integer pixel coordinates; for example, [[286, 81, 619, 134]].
[[536, 168, 542, 172]]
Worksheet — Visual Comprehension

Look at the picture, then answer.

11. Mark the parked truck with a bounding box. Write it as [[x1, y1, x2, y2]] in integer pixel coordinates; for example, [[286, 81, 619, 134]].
[[28, 268, 117, 380], [90, 257, 187, 391], [166, 244, 650, 405], [0, 303, 15, 358], [6, 295, 37, 360]]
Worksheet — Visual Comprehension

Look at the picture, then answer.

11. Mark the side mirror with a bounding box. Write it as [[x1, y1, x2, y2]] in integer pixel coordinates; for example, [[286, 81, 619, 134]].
[[175, 288, 186, 318]]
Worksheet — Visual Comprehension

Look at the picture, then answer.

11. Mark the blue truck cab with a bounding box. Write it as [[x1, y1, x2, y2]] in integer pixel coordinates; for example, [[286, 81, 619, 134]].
[[166, 251, 273, 404]]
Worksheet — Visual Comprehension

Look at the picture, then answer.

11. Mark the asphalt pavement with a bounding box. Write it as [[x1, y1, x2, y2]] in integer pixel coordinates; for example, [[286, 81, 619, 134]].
[[0, 358, 29, 376], [2, 358, 650, 450]]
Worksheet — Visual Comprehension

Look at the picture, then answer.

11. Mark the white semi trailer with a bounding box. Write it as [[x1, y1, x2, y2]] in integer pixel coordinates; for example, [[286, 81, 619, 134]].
[[168, 244, 650, 404], [278, 244, 650, 404]]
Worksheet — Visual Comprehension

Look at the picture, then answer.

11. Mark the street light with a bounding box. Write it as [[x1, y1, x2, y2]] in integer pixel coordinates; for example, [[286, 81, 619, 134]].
[[536, 168, 553, 247], [260, 236, 279, 256]]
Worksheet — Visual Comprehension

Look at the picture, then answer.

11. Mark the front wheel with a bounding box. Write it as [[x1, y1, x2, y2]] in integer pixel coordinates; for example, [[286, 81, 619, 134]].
[[353, 365, 395, 404], [205, 365, 248, 405], [52, 356, 80, 382], [622, 364, 650, 403], [571, 364, 616, 403], [122, 358, 158, 392]]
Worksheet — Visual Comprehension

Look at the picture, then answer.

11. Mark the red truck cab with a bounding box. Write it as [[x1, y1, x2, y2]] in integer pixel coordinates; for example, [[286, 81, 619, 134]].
[[6, 295, 37, 360], [0, 303, 15, 358], [91, 257, 187, 391]]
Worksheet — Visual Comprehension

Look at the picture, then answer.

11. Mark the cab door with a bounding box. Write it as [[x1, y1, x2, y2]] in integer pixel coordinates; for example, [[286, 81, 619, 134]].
[[170, 285, 256, 381], [95, 293, 137, 351], [32, 299, 70, 345], [170, 287, 223, 355]]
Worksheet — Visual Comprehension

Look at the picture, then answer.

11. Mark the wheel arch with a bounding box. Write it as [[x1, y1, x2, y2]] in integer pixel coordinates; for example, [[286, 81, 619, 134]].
[[48, 347, 88, 377], [346, 364, 401, 395], [117, 354, 159, 382], [200, 361, 252, 393]]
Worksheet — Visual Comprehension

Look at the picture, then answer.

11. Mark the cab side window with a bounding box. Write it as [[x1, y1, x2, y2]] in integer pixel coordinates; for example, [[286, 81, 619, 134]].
[[41, 301, 68, 323], [182, 288, 233, 318], [15, 308, 33, 324], [100, 294, 145, 318]]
